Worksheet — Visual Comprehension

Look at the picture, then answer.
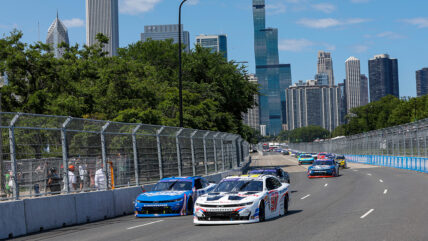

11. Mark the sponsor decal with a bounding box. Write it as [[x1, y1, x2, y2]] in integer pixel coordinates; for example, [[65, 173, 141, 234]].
[[206, 208, 235, 212], [143, 204, 168, 207], [143, 191, 186, 196], [270, 191, 279, 212]]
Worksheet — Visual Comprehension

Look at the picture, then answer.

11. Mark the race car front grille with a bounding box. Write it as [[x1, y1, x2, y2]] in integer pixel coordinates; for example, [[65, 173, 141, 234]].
[[138, 206, 180, 215], [310, 171, 332, 176], [198, 203, 242, 208], [198, 211, 250, 221]]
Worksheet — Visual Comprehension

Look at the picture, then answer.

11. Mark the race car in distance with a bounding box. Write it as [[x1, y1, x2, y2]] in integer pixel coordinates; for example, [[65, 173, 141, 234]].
[[248, 167, 290, 183], [281, 149, 289, 155], [134, 176, 215, 217], [307, 159, 339, 178], [335, 155, 347, 168], [298, 153, 315, 165], [317, 152, 328, 159], [194, 174, 290, 225]]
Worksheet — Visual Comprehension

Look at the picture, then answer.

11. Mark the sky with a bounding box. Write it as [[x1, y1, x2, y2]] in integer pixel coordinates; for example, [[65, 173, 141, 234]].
[[1, 0, 427, 97]]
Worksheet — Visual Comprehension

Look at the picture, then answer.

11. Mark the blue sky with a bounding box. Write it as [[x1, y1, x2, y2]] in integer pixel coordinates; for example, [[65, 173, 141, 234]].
[[1, 0, 427, 97]]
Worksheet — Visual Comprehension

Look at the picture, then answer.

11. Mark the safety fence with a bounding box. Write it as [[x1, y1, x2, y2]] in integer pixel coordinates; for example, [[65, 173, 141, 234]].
[[0, 112, 249, 201], [289, 118, 428, 173]]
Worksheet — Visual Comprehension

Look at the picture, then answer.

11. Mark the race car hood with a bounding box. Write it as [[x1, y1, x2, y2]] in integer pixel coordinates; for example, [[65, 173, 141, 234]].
[[197, 191, 262, 204], [136, 190, 190, 202]]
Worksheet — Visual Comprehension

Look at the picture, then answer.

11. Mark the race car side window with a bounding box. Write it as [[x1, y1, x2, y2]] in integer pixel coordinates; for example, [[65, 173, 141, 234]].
[[194, 179, 203, 190], [201, 179, 209, 188], [266, 178, 275, 190], [276, 169, 283, 177], [272, 178, 282, 189]]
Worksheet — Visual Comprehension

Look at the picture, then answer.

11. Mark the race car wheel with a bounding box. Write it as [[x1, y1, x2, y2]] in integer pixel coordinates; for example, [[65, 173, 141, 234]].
[[337, 169, 340, 176], [259, 201, 265, 222], [283, 195, 289, 215], [187, 197, 194, 215]]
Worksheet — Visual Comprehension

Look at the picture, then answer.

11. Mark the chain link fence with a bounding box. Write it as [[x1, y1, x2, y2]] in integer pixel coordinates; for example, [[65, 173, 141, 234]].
[[289, 119, 428, 173], [0, 112, 249, 201]]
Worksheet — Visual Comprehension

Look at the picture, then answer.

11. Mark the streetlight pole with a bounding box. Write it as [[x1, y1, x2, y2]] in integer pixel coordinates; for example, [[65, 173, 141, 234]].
[[178, 0, 187, 128]]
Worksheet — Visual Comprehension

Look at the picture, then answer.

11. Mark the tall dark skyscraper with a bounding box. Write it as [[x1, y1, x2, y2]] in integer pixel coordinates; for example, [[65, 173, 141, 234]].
[[368, 54, 399, 102], [416, 68, 428, 97], [252, 0, 292, 135], [360, 74, 369, 105]]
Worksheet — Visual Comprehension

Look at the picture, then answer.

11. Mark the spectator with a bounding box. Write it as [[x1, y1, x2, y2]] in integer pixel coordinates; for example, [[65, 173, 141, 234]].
[[94, 163, 107, 191], [5, 170, 12, 198], [63, 165, 77, 192], [47, 168, 61, 194], [78, 161, 90, 191]]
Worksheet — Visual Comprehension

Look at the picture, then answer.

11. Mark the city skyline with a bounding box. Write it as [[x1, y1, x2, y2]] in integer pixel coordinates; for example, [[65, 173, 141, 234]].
[[0, 0, 427, 97]]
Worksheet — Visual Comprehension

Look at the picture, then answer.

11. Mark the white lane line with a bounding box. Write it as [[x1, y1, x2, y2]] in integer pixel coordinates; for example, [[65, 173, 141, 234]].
[[127, 220, 164, 230], [384, 189, 388, 194], [301, 194, 311, 200], [324, 183, 328, 187], [367, 173, 372, 176], [379, 179, 383, 183], [360, 209, 374, 219], [353, 169, 358, 172]]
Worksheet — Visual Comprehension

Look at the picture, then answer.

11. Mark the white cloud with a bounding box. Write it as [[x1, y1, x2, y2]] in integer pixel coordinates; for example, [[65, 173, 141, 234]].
[[351, 0, 370, 3], [63, 18, 84, 28], [119, 0, 162, 15], [312, 3, 336, 13], [279, 39, 314, 52], [279, 39, 335, 52], [401, 18, 428, 28], [266, 3, 287, 15], [376, 31, 405, 39], [297, 18, 370, 28], [187, 0, 199, 5], [352, 44, 369, 53]]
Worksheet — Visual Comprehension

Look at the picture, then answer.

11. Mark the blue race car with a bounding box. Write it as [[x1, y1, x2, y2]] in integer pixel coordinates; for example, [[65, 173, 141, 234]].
[[307, 159, 339, 178], [298, 154, 315, 165], [248, 167, 290, 183], [134, 176, 216, 217]]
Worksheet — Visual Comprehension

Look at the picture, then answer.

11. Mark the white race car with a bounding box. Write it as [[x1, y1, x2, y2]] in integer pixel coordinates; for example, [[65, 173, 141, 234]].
[[193, 174, 290, 225]]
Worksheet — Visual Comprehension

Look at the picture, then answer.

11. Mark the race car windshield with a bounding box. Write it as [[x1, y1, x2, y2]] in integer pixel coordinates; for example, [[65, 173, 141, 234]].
[[314, 161, 335, 166], [336, 155, 345, 159], [152, 181, 193, 191], [249, 170, 276, 176], [300, 154, 312, 158], [214, 180, 263, 193]]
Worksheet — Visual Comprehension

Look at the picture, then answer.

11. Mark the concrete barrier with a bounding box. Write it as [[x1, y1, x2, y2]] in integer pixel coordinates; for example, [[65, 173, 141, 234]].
[[24, 195, 76, 234], [0, 200, 26, 239], [74, 190, 114, 223], [113, 187, 143, 216]]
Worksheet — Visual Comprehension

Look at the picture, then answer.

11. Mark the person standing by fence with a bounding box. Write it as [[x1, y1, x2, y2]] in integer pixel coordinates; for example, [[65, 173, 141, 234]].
[[94, 162, 106, 191], [63, 165, 77, 192]]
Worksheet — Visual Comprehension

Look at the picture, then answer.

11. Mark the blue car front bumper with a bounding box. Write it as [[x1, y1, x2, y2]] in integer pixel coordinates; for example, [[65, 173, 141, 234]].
[[134, 201, 187, 217]]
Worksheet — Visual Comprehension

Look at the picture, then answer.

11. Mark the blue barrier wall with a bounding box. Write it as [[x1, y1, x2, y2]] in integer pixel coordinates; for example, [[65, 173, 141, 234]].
[[345, 155, 427, 173]]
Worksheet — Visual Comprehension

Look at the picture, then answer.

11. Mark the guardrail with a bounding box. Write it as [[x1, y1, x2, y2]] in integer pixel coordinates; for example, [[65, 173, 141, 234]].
[[0, 112, 249, 201]]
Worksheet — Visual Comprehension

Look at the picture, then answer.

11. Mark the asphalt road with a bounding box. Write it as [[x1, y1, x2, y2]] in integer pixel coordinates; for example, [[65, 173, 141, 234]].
[[15, 153, 428, 241]]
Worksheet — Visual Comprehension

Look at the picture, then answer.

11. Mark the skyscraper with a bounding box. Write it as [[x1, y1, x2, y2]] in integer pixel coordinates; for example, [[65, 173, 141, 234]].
[[345, 56, 361, 112], [46, 12, 69, 58], [338, 82, 347, 125], [196, 34, 227, 59], [242, 75, 260, 132], [317, 51, 335, 86], [315, 73, 329, 86], [252, 0, 292, 136], [286, 81, 340, 132], [360, 74, 369, 105], [86, 0, 119, 56], [141, 24, 190, 53], [416, 68, 428, 97], [368, 54, 399, 102]]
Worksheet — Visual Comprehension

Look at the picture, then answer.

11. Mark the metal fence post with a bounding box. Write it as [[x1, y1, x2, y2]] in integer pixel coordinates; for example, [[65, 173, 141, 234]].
[[8, 114, 20, 200], [156, 126, 165, 179], [61, 117, 72, 193], [101, 122, 110, 189], [132, 124, 142, 186], [175, 128, 184, 177], [235, 137, 241, 167], [213, 133, 220, 173], [221, 134, 226, 171], [203, 132, 209, 175], [190, 130, 198, 176]]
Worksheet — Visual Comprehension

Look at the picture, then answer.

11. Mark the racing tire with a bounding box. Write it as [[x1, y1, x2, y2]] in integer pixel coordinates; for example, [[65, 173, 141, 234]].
[[337, 169, 340, 177], [259, 201, 266, 222], [283, 195, 289, 216], [187, 198, 194, 215]]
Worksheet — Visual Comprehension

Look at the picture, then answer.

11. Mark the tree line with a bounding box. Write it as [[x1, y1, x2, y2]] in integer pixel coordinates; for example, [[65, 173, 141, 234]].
[[0, 31, 259, 142]]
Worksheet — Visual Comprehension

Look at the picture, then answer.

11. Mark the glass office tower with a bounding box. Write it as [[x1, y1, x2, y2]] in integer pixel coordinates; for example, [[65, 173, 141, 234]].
[[252, 0, 292, 135]]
